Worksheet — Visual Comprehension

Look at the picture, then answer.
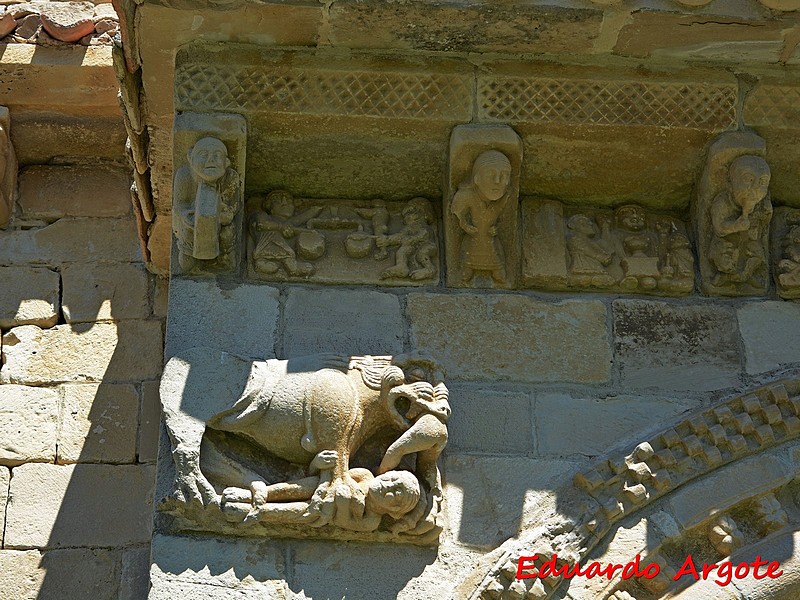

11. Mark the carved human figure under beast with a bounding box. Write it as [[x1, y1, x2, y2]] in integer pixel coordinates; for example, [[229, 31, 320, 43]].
[[160, 350, 450, 539], [451, 150, 512, 285], [173, 137, 241, 272], [708, 156, 772, 291]]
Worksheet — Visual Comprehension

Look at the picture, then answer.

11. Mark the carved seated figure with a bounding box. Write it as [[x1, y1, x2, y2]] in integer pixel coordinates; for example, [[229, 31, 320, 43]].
[[565, 214, 615, 288], [159, 351, 450, 540], [377, 197, 437, 281], [614, 205, 659, 291], [660, 232, 694, 293], [174, 137, 241, 272], [708, 155, 772, 290], [778, 225, 800, 292], [249, 191, 324, 277]]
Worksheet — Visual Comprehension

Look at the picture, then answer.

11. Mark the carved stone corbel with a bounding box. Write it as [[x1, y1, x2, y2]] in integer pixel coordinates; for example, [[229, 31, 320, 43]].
[[0, 107, 17, 229]]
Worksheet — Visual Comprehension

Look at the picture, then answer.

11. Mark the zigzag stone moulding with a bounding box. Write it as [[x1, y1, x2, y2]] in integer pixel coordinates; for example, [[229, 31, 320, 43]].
[[175, 62, 472, 121], [0, 107, 17, 229], [522, 199, 694, 295], [458, 379, 800, 600], [172, 112, 246, 276], [159, 349, 450, 545], [478, 77, 737, 129], [772, 206, 800, 299], [693, 131, 773, 296], [445, 125, 523, 289], [246, 192, 440, 285]]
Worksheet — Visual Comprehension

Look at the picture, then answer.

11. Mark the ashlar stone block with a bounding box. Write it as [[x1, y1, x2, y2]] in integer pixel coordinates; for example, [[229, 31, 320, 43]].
[[0, 548, 121, 600], [5, 463, 155, 548], [738, 301, 800, 375], [62, 263, 150, 323], [1, 321, 163, 385], [693, 131, 772, 296], [522, 199, 694, 295], [246, 193, 439, 286], [283, 287, 404, 357], [408, 293, 610, 383], [0, 266, 59, 329], [172, 112, 246, 276], [613, 300, 741, 391], [57, 383, 139, 464], [18, 165, 131, 221], [444, 125, 523, 289], [0, 384, 59, 465], [165, 277, 279, 359], [445, 387, 532, 454], [0, 466, 9, 534], [138, 380, 160, 463]]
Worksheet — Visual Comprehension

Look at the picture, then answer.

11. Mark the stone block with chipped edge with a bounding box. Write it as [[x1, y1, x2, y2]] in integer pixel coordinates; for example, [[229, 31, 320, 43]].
[[536, 393, 697, 458], [445, 454, 580, 548], [1, 321, 163, 385], [738, 301, 800, 375], [0, 218, 140, 265], [57, 383, 138, 464], [165, 278, 279, 360], [138, 380, 160, 463], [446, 386, 533, 454], [147, 215, 171, 275], [62, 263, 149, 323], [5, 462, 155, 548], [282, 287, 404, 358], [18, 165, 130, 221], [613, 299, 741, 392], [408, 293, 611, 383], [0, 385, 59, 465], [153, 276, 168, 317], [668, 453, 791, 529], [0, 266, 59, 329], [0, 548, 121, 600], [445, 124, 523, 289]]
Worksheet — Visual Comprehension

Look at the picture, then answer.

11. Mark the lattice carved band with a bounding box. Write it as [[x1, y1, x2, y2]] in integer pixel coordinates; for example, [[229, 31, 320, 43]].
[[745, 85, 800, 129], [478, 77, 737, 129], [175, 63, 472, 120]]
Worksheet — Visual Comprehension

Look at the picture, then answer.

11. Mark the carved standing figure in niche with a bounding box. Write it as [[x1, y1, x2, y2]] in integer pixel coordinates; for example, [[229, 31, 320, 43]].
[[377, 197, 437, 281], [451, 150, 512, 285], [565, 214, 615, 288], [662, 232, 694, 293], [174, 137, 241, 272], [708, 155, 772, 291], [249, 190, 324, 277], [160, 350, 450, 541]]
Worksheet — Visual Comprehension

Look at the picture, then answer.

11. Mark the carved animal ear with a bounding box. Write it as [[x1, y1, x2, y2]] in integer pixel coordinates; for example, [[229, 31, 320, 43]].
[[381, 365, 405, 389]]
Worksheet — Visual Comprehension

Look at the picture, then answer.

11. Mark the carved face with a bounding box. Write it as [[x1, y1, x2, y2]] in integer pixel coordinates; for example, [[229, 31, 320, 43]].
[[366, 470, 421, 519], [616, 205, 646, 232], [730, 156, 770, 214], [472, 151, 511, 202], [268, 192, 295, 219], [670, 233, 690, 250], [715, 240, 739, 272], [567, 214, 597, 236], [189, 137, 229, 183]]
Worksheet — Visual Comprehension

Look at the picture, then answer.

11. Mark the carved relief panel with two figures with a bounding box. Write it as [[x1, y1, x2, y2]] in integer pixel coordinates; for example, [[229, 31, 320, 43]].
[[523, 200, 695, 295], [772, 207, 800, 300], [246, 193, 439, 286]]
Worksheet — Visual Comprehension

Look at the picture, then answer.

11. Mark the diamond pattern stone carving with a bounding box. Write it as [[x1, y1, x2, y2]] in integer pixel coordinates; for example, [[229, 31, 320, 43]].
[[478, 77, 737, 128], [175, 63, 472, 120], [745, 85, 800, 128]]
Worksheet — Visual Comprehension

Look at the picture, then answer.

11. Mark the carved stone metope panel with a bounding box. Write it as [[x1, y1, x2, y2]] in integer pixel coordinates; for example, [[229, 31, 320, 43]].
[[172, 112, 246, 276], [175, 63, 472, 120], [159, 350, 450, 545], [523, 200, 695, 295], [0, 107, 17, 229], [773, 207, 800, 299], [246, 193, 440, 285]]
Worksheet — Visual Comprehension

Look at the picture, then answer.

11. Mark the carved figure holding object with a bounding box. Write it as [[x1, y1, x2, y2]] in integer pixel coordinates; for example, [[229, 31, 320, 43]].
[[174, 137, 241, 272], [566, 214, 615, 288], [452, 150, 512, 285], [377, 197, 437, 280]]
